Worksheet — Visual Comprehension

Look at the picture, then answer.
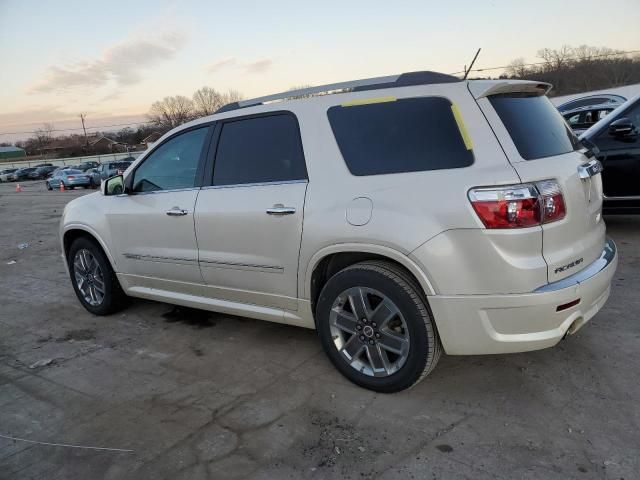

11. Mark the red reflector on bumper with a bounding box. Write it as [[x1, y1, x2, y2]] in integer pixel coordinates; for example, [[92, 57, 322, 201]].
[[556, 298, 580, 312]]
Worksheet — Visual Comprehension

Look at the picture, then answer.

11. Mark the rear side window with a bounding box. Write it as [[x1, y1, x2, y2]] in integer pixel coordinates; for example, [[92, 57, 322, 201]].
[[327, 97, 473, 176], [213, 114, 307, 186], [489, 94, 581, 160]]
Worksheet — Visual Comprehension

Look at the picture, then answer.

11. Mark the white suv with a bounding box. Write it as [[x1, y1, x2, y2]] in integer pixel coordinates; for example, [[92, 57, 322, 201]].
[[60, 71, 617, 392]]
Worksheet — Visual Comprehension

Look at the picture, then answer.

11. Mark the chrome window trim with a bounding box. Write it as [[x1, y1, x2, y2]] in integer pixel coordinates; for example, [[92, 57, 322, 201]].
[[201, 179, 308, 190], [534, 239, 616, 293], [125, 186, 201, 196]]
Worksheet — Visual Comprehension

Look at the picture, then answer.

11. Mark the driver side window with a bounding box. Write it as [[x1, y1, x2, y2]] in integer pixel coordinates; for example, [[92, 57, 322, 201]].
[[133, 127, 209, 192]]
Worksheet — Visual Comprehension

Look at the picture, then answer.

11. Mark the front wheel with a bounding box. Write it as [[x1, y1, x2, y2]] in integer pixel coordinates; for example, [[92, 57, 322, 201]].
[[46, 182, 52, 191], [68, 237, 128, 315], [316, 261, 442, 393]]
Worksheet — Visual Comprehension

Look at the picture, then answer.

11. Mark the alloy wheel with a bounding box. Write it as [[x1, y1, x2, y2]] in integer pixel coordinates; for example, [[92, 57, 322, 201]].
[[73, 249, 105, 306], [329, 286, 410, 377]]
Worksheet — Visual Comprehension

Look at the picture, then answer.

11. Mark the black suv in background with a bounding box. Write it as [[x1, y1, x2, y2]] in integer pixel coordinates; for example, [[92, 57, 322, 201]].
[[77, 161, 100, 171], [29, 165, 58, 179], [581, 94, 640, 213]]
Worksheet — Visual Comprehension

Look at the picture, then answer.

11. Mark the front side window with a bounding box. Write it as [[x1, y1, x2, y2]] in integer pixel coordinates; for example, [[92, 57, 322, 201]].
[[489, 93, 582, 160], [213, 114, 307, 186], [133, 127, 208, 192], [327, 97, 474, 176]]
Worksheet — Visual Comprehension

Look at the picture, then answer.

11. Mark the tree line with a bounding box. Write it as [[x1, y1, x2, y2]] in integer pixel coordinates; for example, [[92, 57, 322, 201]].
[[147, 86, 244, 130], [501, 45, 640, 96]]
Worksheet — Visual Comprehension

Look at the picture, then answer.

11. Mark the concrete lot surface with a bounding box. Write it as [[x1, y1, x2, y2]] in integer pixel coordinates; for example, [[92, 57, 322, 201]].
[[1, 181, 639, 479]]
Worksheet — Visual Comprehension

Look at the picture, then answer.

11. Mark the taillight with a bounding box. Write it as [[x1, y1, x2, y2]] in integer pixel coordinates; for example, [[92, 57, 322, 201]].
[[535, 179, 566, 224], [67, 176, 75, 180], [468, 180, 565, 229]]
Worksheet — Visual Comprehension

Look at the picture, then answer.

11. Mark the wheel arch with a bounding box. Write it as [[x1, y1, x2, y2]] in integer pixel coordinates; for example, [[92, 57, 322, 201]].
[[62, 225, 117, 271], [304, 244, 436, 316]]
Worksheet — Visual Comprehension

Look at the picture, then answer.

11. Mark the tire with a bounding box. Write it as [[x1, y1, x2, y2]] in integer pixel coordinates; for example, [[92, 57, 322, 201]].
[[46, 182, 52, 191], [316, 260, 442, 393], [68, 237, 128, 315]]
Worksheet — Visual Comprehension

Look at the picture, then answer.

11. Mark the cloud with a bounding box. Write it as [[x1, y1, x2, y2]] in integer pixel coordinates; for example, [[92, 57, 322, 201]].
[[204, 57, 274, 75], [205, 57, 237, 73], [27, 31, 187, 94], [243, 59, 273, 74]]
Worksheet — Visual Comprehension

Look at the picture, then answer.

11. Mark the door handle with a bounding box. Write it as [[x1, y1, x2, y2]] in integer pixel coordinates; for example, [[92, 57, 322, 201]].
[[166, 207, 189, 216], [266, 204, 296, 216]]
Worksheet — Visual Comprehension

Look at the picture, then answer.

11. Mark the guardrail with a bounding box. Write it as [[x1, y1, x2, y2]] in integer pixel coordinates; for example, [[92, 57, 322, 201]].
[[0, 151, 144, 169]]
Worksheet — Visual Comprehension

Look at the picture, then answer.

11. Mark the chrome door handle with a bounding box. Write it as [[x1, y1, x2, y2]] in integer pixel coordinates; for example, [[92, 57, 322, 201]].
[[266, 205, 296, 215], [166, 207, 189, 216]]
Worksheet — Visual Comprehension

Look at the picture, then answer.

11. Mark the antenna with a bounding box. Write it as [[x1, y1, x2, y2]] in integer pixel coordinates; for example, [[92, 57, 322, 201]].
[[463, 48, 482, 80]]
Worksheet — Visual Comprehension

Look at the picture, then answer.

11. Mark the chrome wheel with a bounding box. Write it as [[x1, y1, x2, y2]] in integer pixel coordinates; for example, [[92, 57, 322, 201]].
[[73, 249, 105, 306], [329, 286, 410, 377]]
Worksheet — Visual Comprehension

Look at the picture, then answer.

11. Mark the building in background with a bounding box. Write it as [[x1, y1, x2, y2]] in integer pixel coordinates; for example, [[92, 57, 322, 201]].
[[0, 146, 26, 160]]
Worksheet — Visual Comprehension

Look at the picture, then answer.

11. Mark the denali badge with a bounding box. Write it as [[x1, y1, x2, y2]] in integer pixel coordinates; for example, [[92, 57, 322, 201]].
[[555, 258, 584, 274]]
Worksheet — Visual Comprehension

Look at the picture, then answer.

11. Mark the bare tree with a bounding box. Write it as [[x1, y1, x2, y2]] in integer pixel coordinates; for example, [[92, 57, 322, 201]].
[[192, 87, 244, 116], [148, 96, 195, 129], [537, 45, 574, 71], [33, 123, 54, 150], [192, 86, 224, 117], [505, 58, 529, 78]]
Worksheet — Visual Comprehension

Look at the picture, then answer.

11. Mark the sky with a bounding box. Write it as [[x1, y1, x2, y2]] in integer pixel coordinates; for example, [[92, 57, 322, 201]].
[[0, 0, 638, 142]]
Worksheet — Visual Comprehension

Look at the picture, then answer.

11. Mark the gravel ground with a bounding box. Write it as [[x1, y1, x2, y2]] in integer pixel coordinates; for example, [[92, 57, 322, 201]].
[[1, 180, 639, 479]]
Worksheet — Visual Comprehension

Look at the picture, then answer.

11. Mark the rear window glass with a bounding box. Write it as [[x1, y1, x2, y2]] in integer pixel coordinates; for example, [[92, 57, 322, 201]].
[[327, 97, 474, 176], [111, 162, 131, 169], [489, 94, 581, 160]]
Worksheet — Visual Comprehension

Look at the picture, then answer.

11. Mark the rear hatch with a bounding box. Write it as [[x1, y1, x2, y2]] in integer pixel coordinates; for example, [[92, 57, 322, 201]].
[[471, 81, 605, 285]]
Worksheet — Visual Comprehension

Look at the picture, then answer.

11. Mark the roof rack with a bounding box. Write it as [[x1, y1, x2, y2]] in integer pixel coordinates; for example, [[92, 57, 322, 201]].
[[216, 71, 460, 113]]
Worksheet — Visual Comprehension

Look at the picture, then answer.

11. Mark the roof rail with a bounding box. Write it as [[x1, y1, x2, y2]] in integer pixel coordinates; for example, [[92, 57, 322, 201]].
[[216, 71, 460, 113]]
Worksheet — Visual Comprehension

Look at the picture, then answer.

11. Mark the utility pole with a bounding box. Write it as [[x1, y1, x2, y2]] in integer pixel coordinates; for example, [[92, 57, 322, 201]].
[[80, 113, 88, 147]]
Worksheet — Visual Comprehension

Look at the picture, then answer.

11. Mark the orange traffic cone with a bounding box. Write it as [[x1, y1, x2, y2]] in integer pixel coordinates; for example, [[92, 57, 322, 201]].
[[60, 182, 65, 192], [15, 183, 22, 193]]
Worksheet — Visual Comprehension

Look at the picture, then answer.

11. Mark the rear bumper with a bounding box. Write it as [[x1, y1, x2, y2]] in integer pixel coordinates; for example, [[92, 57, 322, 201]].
[[429, 239, 617, 355], [67, 179, 91, 186]]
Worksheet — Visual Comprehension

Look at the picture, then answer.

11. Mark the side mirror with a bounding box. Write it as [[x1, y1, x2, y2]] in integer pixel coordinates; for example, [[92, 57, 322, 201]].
[[102, 175, 125, 196], [608, 117, 637, 137]]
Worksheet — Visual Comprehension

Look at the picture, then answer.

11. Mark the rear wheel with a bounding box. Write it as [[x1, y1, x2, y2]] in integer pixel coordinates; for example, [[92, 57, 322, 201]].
[[316, 260, 442, 392], [68, 237, 128, 315]]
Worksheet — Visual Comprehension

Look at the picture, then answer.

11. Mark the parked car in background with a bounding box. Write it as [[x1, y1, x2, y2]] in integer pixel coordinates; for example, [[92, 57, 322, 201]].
[[34, 163, 53, 167], [12, 167, 38, 181], [557, 93, 626, 113], [90, 160, 133, 185], [29, 165, 58, 179], [0, 168, 18, 182], [580, 93, 640, 213], [563, 105, 616, 134], [77, 161, 100, 171], [61, 72, 617, 392], [46, 169, 92, 190]]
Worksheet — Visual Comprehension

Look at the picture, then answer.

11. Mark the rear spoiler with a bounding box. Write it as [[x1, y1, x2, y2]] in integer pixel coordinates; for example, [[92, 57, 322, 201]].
[[468, 80, 552, 99]]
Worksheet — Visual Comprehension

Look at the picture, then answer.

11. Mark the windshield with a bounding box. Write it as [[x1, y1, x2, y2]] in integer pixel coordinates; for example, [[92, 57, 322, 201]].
[[489, 94, 582, 160]]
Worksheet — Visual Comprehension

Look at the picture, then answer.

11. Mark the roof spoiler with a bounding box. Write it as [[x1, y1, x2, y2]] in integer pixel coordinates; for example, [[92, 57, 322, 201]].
[[468, 80, 552, 99]]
